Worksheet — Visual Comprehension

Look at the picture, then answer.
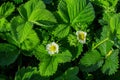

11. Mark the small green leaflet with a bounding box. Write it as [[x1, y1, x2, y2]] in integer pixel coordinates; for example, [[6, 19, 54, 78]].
[[18, 0, 56, 26], [0, 43, 19, 66], [52, 24, 70, 38], [34, 45, 72, 76], [98, 40, 113, 56], [0, 18, 10, 32], [109, 13, 120, 39], [101, 49, 119, 75], [110, 14, 120, 33], [54, 67, 80, 80], [80, 50, 102, 67], [11, 16, 33, 44], [58, 0, 69, 23], [0, 2, 15, 18], [20, 30, 40, 50], [55, 50, 72, 63], [15, 67, 36, 80], [15, 67, 49, 80]]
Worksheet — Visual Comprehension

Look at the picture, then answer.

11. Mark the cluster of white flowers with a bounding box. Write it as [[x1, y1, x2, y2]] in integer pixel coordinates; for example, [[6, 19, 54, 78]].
[[46, 31, 87, 55], [76, 31, 87, 44]]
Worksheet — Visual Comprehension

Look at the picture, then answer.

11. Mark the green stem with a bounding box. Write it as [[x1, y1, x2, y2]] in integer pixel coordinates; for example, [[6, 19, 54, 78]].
[[92, 37, 109, 50]]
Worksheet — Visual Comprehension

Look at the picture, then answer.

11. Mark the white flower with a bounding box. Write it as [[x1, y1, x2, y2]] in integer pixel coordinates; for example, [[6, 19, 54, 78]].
[[46, 42, 59, 55], [76, 31, 87, 44]]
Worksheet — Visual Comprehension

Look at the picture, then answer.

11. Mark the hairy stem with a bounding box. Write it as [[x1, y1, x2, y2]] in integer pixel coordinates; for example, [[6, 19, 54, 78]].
[[92, 37, 109, 50]]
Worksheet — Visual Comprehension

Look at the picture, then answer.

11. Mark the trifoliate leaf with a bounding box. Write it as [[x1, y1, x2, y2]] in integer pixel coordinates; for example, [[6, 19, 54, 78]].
[[0, 2, 15, 18], [101, 49, 119, 75], [52, 24, 70, 38], [10, 16, 39, 50], [80, 50, 102, 67], [0, 43, 19, 66], [11, 16, 33, 44], [54, 67, 80, 80], [0, 18, 10, 32]]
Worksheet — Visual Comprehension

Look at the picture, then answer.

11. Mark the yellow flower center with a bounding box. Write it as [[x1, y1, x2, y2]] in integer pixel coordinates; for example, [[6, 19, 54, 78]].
[[78, 32, 85, 40], [49, 45, 56, 52]]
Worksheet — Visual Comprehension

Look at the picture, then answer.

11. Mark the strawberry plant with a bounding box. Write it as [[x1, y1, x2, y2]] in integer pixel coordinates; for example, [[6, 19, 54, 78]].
[[0, 0, 120, 80]]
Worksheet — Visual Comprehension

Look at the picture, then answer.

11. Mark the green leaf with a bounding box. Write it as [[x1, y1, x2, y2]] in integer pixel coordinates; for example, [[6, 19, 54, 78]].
[[52, 24, 70, 38], [56, 50, 72, 63], [34, 45, 57, 76], [79, 59, 104, 72], [58, 0, 69, 23], [0, 18, 10, 32], [80, 50, 102, 67], [39, 56, 58, 76], [33, 45, 48, 61], [0, 2, 15, 18], [0, 43, 19, 66], [91, 0, 118, 8], [100, 26, 110, 40], [98, 40, 113, 56], [20, 30, 40, 50], [68, 34, 78, 46], [18, 0, 56, 25], [11, 16, 33, 43], [15, 67, 48, 80], [72, 43, 83, 60], [9, 16, 39, 50], [55, 67, 80, 80], [66, 0, 95, 25], [57, 0, 95, 25], [101, 49, 119, 75], [110, 14, 120, 33]]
